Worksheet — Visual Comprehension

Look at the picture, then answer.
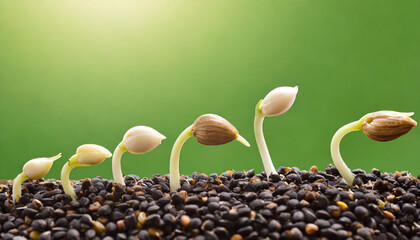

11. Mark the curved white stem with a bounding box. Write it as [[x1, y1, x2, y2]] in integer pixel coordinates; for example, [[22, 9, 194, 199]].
[[61, 155, 80, 200], [330, 121, 364, 186], [254, 104, 277, 176], [170, 125, 193, 192], [112, 143, 127, 186], [12, 172, 29, 203]]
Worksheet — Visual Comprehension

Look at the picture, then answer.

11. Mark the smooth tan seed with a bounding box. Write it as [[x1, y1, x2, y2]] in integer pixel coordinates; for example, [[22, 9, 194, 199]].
[[117, 220, 125, 230], [394, 171, 402, 178], [250, 211, 257, 219], [89, 202, 101, 212], [305, 223, 319, 235], [377, 199, 385, 209], [179, 190, 188, 199], [309, 165, 318, 173], [92, 221, 106, 234], [231, 234, 244, 240], [361, 111, 417, 142], [387, 194, 395, 202], [384, 210, 395, 220], [300, 200, 310, 208], [192, 114, 238, 145], [391, 204, 400, 213], [347, 190, 354, 201], [181, 215, 190, 227], [32, 199, 44, 210], [266, 202, 277, 210], [336, 201, 348, 211], [29, 231, 40, 240], [138, 212, 146, 224], [96, 216, 107, 225]]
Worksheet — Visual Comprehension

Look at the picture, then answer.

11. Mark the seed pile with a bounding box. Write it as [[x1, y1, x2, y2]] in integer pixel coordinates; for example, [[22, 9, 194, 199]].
[[0, 165, 419, 240]]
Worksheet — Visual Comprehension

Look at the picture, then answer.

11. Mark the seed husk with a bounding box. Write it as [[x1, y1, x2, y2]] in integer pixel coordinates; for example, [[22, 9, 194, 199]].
[[361, 111, 417, 142], [192, 114, 238, 145]]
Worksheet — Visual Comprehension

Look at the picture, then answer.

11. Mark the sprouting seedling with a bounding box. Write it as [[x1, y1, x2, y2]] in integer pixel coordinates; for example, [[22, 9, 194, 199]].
[[13, 153, 61, 203], [61, 144, 112, 199], [170, 114, 250, 192], [254, 86, 298, 176], [331, 111, 417, 186], [112, 126, 166, 186]]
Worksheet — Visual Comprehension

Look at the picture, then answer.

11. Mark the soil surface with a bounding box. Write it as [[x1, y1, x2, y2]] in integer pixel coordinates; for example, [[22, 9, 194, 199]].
[[0, 165, 419, 240]]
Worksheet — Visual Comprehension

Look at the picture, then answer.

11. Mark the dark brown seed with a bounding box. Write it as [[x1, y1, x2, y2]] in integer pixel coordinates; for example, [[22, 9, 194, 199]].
[[186, 217, 201, 229], [354, 206, 369, 219], [97, 205, 111, 216], [67, 229, 80, 240], [268, 220, 281, 231], [145, 214, 160, 226], [201, 219, 215, 231], [250, 199, 265, 210], [32, 219, 47, 232], [106, 222, 117, 235]]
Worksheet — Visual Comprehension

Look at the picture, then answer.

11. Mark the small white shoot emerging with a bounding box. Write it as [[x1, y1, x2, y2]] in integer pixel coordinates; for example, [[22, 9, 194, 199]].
[[331, 111, 417, 186], [112, 126, 166, 186], [61, 144, 111, 200]]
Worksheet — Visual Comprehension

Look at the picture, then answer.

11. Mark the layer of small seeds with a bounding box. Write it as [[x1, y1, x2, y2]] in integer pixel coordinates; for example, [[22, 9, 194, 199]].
[[0, 165, 419, 240]]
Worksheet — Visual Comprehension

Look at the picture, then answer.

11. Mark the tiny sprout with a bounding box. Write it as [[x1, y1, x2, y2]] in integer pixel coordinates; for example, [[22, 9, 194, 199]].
[[331, 111, 417, 186], [254, 86, 298, 176], [61, 144, 112, 199], [170, 114, 250, 192], [112, 126, 166, 186], [13, 153, 61, 202]]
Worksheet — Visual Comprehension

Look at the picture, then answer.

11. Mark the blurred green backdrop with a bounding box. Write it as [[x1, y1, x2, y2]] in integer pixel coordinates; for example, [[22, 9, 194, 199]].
[[1, 1, 419, 180]]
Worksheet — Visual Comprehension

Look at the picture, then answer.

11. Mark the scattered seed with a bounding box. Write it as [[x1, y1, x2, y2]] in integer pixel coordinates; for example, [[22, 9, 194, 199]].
[[305, 223, 319, 235]]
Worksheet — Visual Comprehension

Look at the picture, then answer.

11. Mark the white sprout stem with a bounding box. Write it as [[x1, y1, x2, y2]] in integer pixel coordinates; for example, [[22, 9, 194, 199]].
[[170, 124, 193, 192], [254, 105, 277, 176], [330, 120, 363, 186], [12, 172, 29, 203], [112, 143, 127, 186], [61, 156, 80, 200]]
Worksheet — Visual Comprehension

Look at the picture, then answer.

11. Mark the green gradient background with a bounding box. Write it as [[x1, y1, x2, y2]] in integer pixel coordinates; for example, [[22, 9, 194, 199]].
[[1, 1, 419, 181]]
